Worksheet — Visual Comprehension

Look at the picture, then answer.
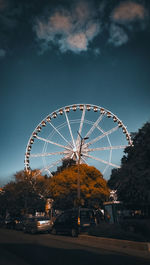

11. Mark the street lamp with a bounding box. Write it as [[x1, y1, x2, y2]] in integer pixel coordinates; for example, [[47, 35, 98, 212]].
[[77, 131, 89, 203]]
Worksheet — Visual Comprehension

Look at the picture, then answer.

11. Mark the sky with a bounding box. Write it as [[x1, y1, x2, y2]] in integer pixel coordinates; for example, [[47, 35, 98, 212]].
[[0, 0, 150, 185]]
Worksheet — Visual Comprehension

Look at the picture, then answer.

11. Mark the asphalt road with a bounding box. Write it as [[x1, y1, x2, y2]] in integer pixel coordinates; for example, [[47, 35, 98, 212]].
[[0, 228, 149, 265]]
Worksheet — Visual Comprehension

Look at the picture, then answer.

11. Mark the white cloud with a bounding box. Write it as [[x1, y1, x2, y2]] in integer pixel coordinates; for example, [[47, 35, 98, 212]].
[[49, 11, 73, 34], [109, 1, 148, 47], [85, 22, 100, 40], [66, 33, 88, 52], [112, 1, 147, 23], [108, 23, 128, 47], [35, 11, 73, 41], [33, 0, 149, 53], [34, 1, 100, 54]]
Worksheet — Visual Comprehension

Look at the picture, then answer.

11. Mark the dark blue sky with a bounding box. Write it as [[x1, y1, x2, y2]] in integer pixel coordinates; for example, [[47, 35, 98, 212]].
[[0, 0, 150, 185]]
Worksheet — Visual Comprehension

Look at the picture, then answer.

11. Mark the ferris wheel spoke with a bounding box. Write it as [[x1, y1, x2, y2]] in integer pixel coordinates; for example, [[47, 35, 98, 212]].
[[30, 150, 69, 158], [86, 126, 119, 147], [102, 165, 109, 175], [70, 153, 75, 159], [36, 136, 72, 151], [83, 153, 120, 168], [88, 145, 127, 152], [64, 111, 76, 148], [81, 157, 89, 165], [76, 106, 86, 145], [85, 114, 104, 138], [40, 158, 62, 174], [48, 121, 73, 148]]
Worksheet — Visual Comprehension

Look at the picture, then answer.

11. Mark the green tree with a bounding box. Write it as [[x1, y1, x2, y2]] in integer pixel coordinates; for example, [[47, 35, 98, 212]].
[[108, 122, 150, 208], [49, 164, 110, 210]]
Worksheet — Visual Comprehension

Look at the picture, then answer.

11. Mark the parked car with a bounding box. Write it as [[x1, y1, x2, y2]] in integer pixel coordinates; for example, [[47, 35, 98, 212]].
[[15, 217, 28, 231], [51, 208, 96, 237], [4, 217, 17, 229], [23, 216, 53, 234]]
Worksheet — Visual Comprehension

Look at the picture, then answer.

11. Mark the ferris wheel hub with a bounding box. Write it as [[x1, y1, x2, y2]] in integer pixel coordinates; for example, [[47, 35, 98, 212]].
[[73, 147, 77, 152]]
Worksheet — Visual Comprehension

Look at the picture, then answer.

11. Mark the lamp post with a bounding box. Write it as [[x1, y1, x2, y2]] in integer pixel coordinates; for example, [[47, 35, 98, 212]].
[[77, 132, 89, 203]]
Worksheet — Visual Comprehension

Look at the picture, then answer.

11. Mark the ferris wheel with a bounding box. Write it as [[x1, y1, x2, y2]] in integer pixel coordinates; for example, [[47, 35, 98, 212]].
[[24, 104, 132, 178]]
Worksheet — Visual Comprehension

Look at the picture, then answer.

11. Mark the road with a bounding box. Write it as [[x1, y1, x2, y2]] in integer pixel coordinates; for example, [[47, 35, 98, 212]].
[[0, 228, 149, 265]]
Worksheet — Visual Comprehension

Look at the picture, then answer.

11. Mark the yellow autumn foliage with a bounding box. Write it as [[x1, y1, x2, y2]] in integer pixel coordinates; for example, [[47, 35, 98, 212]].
[[49, 164, 110, 208]]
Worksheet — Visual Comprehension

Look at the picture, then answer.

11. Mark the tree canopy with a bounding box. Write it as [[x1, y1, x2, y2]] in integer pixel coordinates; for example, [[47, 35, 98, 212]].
[[49, 164, 110, 210], [108, 122, 150, 206], [0, 170, 51, 217], [0, 162, 110, 216]]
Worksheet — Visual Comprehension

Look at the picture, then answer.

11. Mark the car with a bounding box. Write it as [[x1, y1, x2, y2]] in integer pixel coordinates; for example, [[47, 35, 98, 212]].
[[23, 216, 53, 234], [51, 208, 96, 237], [4, 217, 17, 229], [15, 217, 28, 231], [4, 216, 27, 230]]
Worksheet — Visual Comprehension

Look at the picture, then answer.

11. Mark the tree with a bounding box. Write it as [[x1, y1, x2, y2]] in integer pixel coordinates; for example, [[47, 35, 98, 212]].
[[51, 158, 76, 175], [0, 170, 52, 217], [49, 164, 110, 210], [108, 122, 150, 208], [14, 170, 51, 199]]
